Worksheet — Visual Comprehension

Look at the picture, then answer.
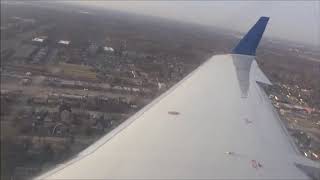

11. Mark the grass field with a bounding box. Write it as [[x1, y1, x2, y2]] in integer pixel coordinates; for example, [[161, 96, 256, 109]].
[[56, 63, 98, 81]]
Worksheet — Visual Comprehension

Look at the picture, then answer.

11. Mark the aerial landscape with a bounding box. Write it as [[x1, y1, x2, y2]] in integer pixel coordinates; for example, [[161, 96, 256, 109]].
[[1, 1, 319, 180]]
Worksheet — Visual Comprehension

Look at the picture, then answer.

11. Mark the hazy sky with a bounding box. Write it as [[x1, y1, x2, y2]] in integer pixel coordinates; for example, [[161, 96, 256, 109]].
[[72, 1, 319, 46]]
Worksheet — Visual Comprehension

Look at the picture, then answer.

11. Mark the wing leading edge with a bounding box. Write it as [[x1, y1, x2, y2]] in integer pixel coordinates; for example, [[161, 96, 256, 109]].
[[35, 17, 316, 179]]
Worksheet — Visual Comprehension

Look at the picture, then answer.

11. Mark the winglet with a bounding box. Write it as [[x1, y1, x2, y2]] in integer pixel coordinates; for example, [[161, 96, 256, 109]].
[[232, 16, 269, 56]]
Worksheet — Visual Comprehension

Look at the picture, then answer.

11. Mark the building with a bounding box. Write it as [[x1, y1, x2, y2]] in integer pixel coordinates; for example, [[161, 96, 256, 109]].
[[58, 40, 70, 46], [32, 36, 47, 43], [103, 46, 114, 53]]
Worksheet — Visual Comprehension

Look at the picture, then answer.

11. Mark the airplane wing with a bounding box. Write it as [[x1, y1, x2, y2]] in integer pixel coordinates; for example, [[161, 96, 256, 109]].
[[35, 17, 319, 179]]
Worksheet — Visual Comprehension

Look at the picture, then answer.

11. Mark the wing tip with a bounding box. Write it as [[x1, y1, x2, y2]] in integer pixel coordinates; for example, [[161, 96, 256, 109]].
[[232, 16, 270, 56]]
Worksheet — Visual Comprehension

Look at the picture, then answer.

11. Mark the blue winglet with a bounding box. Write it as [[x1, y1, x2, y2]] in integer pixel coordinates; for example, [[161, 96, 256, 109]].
[[232, 16, 269, 56]]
